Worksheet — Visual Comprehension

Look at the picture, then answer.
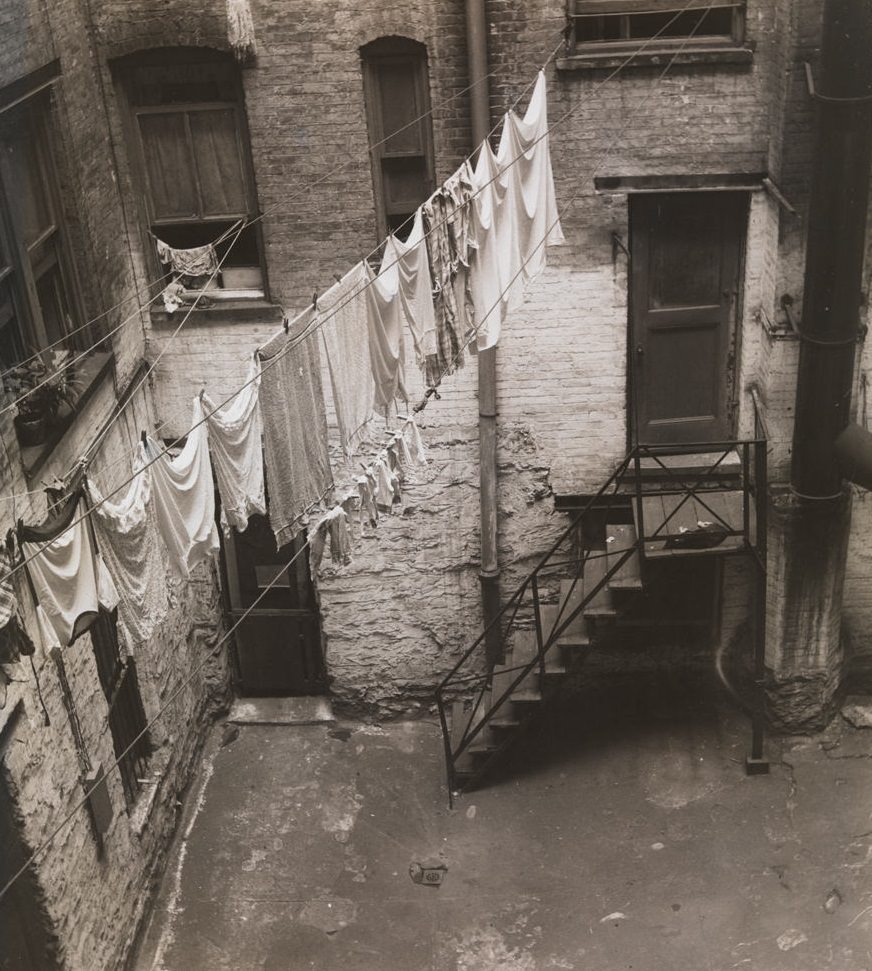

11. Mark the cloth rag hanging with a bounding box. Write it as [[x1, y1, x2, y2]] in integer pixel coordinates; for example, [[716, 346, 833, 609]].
[[404, 418, 429, 467], [258, 308, 333, 547], [496, 70, 565, 289], [356, 474, 378, 528], [87, 463, 169, 648], [203, 356, 266, 532], [422, 161, 477, 383], [318, 262, 376, 458], [387, 210, 438, 369], [154, 238, 218, 278], [20, 493, 119, 647], [365, 256, 409, 415], [308, 505, 353, 572], [374, 455, 401, 513], [144, 398, 220, 578], [0, 550, 35, 663]]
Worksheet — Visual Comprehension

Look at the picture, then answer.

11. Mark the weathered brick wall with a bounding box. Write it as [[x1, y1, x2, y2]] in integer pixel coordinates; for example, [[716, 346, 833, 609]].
[[0, 4, 230, 969]]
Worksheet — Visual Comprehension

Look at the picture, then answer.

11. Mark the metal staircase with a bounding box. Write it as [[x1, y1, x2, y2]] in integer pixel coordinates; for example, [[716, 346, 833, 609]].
[[436, 437, 769, 802]]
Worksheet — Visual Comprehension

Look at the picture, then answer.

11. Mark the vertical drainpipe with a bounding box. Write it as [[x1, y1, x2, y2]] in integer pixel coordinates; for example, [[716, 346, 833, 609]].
[[465, 0, 502, 666], [791, 0, 872, 494]]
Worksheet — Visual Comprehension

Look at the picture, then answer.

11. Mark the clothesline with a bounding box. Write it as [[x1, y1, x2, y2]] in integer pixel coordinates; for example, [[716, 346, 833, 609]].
[[0, 3, 705, 584], [0, 3, 718, 908]]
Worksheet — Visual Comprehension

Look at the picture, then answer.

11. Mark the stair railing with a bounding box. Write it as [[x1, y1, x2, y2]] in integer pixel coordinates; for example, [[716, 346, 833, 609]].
[[435, 452, 639, 795]]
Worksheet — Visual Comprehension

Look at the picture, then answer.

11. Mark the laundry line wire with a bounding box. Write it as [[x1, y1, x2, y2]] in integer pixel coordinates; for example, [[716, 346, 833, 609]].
[[0, 0, 714, 596], [0, 9, 656, 415], [0, 7, 718, 903]]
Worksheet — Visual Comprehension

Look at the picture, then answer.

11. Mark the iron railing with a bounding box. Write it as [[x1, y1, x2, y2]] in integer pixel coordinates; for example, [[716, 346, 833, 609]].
[[436, 437, 768, 797]]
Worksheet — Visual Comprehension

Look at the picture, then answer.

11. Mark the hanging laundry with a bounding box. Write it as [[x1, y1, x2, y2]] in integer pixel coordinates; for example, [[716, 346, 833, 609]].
[[144, 398, 220, 579], [356, 474, 378, 529], [227, 0, 257, 62], [496, 70, 565, 287], [308, 506, 353, 572], [86, 463, 169, 648], [154, 239, 218, 278], [203, 356, 266, 532], [318, 262, 376, 458], [258, 307, 333, 547], [0, 550, 35, 664], [391, 428, 414, 472], [404, 417, 429, 467], [374, 455, 401, 513], [422, 161, 478, 383], [388, 210, 438, 369], [365, 256, 409, 415], [20, 493, 119, 647], [469, 139, 518, 350]]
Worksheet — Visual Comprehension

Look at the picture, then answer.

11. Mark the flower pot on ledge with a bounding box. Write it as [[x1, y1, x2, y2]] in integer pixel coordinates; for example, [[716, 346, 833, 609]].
[[14, 412, 47, 447]]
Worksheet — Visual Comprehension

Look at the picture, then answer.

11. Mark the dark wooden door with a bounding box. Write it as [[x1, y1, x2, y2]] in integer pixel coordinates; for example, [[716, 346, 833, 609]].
[[223, 515, 326, 696], [630, 192, 746, 444]]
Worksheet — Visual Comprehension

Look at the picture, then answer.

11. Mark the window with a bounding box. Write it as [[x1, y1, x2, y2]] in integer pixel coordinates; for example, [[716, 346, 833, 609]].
[[361, 38, 436, 242], [90, 610, 151, 807], [568, 1, 745, 54], [0, 91, 85, 372], [118, 49, 265, 298]]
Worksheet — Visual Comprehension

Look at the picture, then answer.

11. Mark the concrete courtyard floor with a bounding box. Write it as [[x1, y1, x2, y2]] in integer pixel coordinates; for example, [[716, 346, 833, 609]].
[[133, 675, 872, 971]]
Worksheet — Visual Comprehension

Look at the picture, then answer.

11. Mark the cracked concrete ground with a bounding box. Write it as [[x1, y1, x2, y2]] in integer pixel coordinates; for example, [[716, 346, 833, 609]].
[[132, 675, 872, 971]]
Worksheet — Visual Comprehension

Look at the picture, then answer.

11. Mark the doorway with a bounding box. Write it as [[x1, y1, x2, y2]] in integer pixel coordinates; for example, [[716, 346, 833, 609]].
[[221, 515, 326, 696], [629, 192, 747, 445]]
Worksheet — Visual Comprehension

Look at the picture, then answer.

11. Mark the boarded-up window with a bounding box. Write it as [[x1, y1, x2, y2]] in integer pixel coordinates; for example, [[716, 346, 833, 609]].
[[362, 38, 436, 241], [121, 50, 265, 296]]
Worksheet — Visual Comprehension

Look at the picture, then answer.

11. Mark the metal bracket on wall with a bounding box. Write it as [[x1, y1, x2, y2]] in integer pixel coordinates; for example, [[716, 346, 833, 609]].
[[611, 232, 630, 263], [754, 299, 797, 341]]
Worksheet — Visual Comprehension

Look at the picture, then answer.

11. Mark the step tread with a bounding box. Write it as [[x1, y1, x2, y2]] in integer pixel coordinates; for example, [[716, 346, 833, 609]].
[[605, 523, 642, 590], [542, 601, 591, 647], [635, 489, 746, 555], [582, 553, 616, 616]]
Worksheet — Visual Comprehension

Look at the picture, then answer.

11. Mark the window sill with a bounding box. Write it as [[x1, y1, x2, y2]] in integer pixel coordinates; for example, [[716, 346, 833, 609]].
[[19, 350, 114, 481], [556, 46, 754, 71], [149, 299, 284, 328]]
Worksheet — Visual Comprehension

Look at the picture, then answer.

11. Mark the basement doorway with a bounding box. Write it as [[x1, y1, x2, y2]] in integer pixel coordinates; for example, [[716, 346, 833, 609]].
[[629, 191, 747, 445], [221, 514, 326, 696]]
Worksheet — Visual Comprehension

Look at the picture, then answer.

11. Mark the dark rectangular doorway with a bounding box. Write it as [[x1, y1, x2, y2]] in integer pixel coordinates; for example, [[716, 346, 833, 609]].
[[630, 192, 747, 445], [222, 515, 326, 696]]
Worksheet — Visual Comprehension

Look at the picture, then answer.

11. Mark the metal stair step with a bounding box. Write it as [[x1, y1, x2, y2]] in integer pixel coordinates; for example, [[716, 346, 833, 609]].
[[605, 523, 643, 590], [556, 579, 588, 637], [582, 553, 617, 618]]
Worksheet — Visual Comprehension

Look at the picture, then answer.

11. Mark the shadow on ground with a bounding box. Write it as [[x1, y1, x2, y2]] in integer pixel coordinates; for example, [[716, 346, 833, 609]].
[[133, 673, 872, 971]]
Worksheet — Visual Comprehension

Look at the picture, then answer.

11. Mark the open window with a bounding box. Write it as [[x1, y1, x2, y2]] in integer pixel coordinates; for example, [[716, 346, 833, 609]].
[[361, 37, 436, 242], [117, 49, 266, 299], [0, 75, 111, 460], [568, 1, 746, 55]]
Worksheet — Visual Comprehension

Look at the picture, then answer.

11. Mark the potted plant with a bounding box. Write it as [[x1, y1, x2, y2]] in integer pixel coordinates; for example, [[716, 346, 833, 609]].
[[4, 350, 80, 447]]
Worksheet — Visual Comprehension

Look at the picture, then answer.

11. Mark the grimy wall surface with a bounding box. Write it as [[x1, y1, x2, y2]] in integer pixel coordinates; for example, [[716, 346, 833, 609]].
[[0, 1, 230, 968], [86, 0, 872, 720]]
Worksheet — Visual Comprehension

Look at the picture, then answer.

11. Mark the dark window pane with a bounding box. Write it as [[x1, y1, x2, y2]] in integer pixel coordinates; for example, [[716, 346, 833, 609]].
[[382, 155, 430, 213], [576, 14, 624, 42], [648, 202, 723, 309], [35, 262, 71, 347], [377, 61, 424, 155], [629, 8, 734, 38], [0, 284, 25, 369], [189, 109, 248, 215], [138, 112, 198, 219], [6, 126, 54, 247], [129, 62, 237, 106]]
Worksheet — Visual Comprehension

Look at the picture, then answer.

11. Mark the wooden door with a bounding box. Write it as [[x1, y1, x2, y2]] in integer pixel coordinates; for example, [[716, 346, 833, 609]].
[[630, 192, 746, 445], [222, 515, 326, 696]]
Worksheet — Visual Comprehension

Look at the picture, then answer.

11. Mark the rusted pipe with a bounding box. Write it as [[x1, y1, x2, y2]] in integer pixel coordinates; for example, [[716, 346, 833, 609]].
[[465, 0, 501, 666]]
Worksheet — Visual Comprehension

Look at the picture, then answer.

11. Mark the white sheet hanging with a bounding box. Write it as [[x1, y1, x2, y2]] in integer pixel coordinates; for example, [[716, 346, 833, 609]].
[[22, 501, 119, 647], [389, 209, 438, 366], [144, 398, 219, 578], [496, 70, 565, 285], [319, 262, 376, 458], [88, 463, 169, 647], [365, 256, 409, 414], [203, 357, 266, 532]]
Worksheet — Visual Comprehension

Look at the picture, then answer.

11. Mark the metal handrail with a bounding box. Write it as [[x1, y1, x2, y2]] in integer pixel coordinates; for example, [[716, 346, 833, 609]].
[[436, 436, 771, 797]]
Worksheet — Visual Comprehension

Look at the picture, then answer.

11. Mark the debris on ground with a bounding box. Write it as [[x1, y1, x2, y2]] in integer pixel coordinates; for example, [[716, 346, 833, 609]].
[[409, 860, 447, 887]]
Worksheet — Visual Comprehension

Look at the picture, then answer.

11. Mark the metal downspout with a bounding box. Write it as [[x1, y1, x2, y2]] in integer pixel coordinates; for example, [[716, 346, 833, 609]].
[[790, 0, 872, 496], [465, 0, 502, 666]]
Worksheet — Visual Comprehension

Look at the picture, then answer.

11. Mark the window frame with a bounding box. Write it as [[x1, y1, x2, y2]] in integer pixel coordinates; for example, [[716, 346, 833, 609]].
[[90, 609, 151, 808], [0, 89, 88, 368], [566, 1, 747, 58], [115, 48, 269, 302], [361, 37, 436, 242]]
